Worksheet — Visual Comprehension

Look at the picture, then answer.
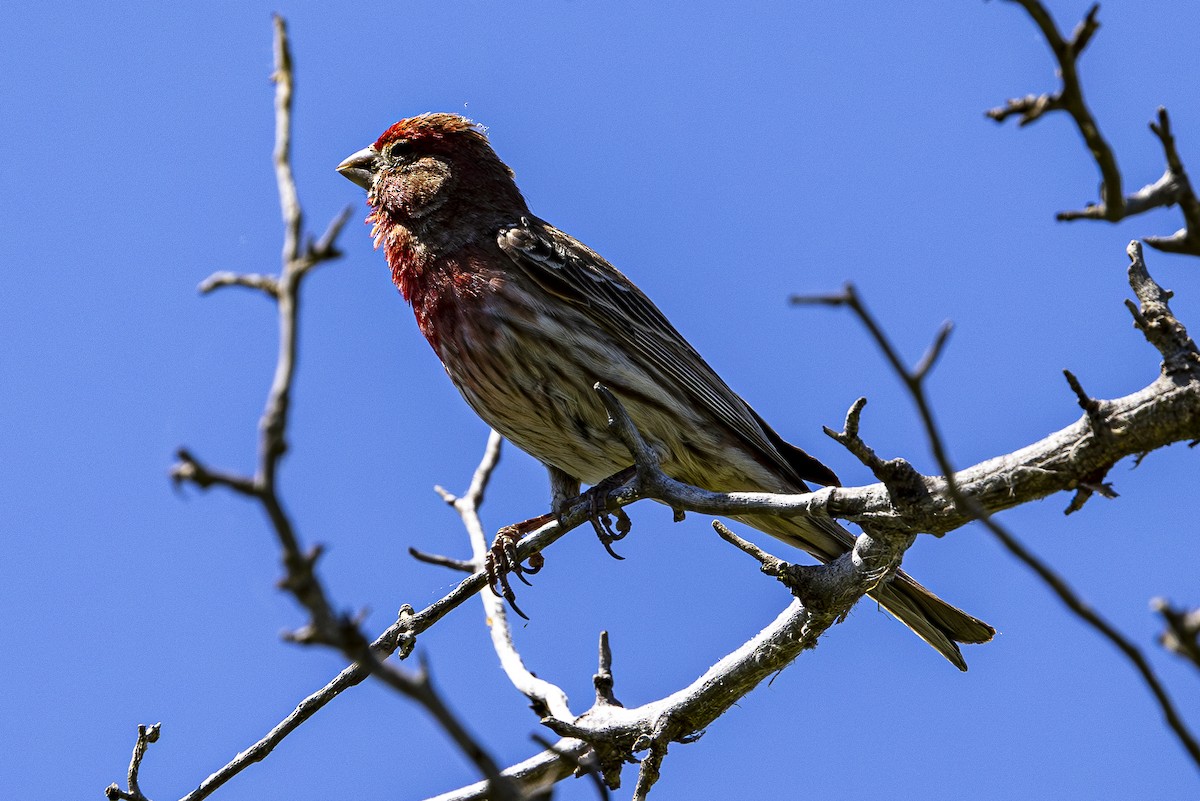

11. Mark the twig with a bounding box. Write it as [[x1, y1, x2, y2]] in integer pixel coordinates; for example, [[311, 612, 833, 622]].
[[1062, 369, 1106, 430], [447, 434, 578, 739], [988, 2, 1200, 255], [408, 546, 476, 573], [593, 631, 622, 708], [1144, 108, 1200, 254], [821, 396, 931, 511], [106, 723, 161, 801], [1125, 241, 1200, 374], [987, 3, 1120, 214], [271, 15, 301, 266], [198, 272, 280, 297], [1059, 369, 1117, 514]]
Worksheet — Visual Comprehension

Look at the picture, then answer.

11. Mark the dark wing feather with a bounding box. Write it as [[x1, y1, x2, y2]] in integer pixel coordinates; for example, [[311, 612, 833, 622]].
[[497, 218, 838, 489]]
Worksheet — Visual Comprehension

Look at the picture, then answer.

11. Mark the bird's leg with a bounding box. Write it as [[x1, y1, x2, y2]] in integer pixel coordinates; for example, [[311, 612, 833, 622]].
[[583, 466, 636, 560], [484, 464, 636, 616], [547, 464, 581, 520]]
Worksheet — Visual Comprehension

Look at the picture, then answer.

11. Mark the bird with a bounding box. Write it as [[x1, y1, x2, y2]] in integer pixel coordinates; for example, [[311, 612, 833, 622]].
[[337, 113, 994, 669]]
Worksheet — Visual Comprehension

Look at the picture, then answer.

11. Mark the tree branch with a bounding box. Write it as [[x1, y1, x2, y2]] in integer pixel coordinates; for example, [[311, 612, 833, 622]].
[[531, 525, 907, 795], [158, 16, 516, 801], [447, 432, 576, 724], [989, 525, 1200, 767], [800, 241, 1200, 770], [1144, 108, 1200, 254], [988, 2, 1200, 255], [106, 723, 160, 801]]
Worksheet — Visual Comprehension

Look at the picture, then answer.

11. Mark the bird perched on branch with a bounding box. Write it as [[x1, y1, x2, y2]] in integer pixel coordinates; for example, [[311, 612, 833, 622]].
[[338, 113, 993, 669]]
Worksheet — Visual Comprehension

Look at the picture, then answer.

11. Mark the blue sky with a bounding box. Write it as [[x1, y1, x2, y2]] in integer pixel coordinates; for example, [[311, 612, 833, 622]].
[[2, 2, 1198, 798]]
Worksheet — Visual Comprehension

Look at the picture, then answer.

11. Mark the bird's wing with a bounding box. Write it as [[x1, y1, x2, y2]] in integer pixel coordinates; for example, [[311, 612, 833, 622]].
[[496, 218, 838, 488]]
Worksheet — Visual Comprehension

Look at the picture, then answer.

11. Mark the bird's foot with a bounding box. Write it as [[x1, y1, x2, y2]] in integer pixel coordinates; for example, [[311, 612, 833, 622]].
[[485, 513, 551, 620], [484, 465, 636, 615], [584, 466, 637, 560]]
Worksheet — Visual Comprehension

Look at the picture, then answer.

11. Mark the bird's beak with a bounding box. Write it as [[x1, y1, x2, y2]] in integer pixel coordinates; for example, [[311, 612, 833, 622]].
[[336, 146, 379, 190]]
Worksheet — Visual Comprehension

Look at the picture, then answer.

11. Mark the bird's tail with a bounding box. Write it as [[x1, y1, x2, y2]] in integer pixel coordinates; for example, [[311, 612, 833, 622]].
[[734, 513, 994, 671], [868, 570, 995, 671]]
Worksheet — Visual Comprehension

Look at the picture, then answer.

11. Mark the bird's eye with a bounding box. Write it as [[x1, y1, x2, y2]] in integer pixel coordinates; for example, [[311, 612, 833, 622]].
[[388, 141, 413, 160]]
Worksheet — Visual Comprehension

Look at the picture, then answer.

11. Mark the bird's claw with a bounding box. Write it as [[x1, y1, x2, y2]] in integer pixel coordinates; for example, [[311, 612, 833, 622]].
[[484, 515, 550, 620], [483, 463, 635, 616], [584, 466, 637, 561]]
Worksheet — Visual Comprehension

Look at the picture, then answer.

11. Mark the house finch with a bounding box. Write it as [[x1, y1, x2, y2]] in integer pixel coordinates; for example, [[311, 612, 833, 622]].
[[338, 114, 993, 669]]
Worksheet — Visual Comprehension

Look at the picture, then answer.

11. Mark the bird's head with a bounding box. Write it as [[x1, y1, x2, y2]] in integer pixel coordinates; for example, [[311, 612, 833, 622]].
[[337, 113, 527, 235]]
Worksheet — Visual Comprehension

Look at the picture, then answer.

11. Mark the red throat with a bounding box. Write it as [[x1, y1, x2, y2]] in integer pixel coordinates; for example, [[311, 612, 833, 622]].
[[377, 218, 485, 355]]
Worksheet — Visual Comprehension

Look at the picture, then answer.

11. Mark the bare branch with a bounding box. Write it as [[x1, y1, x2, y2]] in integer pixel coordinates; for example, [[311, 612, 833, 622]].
[[1144, 108, 1200, 254], [988, 4, 1200, 254], [170, 449, 258, 497], [271, 14, 301, 265], [453, 435, 574, 717], [183, 490, 639, 801], [991, 527, 1200, 766], [630, 728, 668, 801], [802, 247, 1200, 770], [525, 524, 909, 792], [170, 15, 352, 649], [106, 723, 160, 801], [425, 741, 593, 801], [1126, 241, 1200, 373], [402, 431, 578, 798], [164, 17, 520, 801], [593, 631, 622, 709], [987, 3, 1121, 215], [197, 272, 280, 297], [408, 546, 476, 573], [426, 401, 926, 798]]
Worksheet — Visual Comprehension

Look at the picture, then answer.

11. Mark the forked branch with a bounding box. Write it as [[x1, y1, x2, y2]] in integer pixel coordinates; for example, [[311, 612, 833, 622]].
[[988, 2, 1200, 254], [152, 16, 516, 801]]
